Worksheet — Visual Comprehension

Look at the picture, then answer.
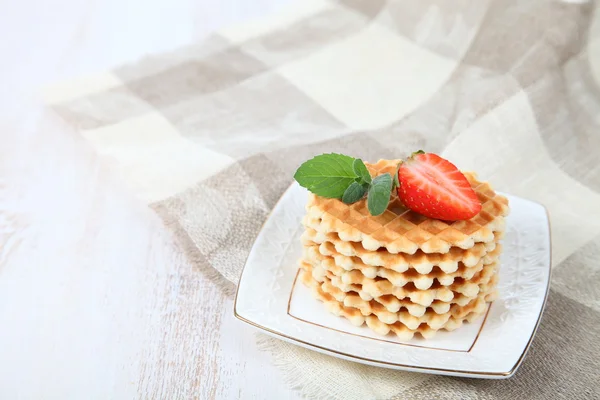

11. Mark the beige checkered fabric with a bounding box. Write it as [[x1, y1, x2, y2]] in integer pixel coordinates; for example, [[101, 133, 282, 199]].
[[44, 0, 600, 398]]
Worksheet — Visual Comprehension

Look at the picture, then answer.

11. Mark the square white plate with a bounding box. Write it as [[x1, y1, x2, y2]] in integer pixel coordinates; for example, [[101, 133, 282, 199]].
[[234, 182, 551, 379]]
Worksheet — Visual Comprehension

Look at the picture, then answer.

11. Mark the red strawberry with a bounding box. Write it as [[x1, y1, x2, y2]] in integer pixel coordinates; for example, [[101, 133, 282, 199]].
[[397, 152, 481, 221]]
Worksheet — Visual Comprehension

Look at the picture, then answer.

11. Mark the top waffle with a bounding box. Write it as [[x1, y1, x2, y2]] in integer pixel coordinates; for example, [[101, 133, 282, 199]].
[[304, 159, 509, 255]]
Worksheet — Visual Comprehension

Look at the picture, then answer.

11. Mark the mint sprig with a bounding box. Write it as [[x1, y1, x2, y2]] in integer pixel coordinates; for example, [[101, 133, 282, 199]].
[[293, 153, 357, 198], [294, 153, 394, 216], [367, 173, 392, 216], [342, 181, 366, 204], [352, 159, 371, 185]]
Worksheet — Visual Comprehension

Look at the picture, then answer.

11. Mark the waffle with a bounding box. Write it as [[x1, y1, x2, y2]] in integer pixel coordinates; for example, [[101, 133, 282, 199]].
[[300, 257, 497, 306], [302, 227, 503, 274], [302, 242, 502, 290], [300, 259, 499, 312], [365, 311, 485, 340], [299, 267, 366, 327], [303, 159, 510, 255], [325, 273, 498, 324], [299, 268, 495, 340]]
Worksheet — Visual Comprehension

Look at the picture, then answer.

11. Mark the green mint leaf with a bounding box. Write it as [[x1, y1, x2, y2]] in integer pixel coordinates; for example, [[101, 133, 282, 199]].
[[367, 173, 392, 216], [392, 161, 401, 190], [342, 181, 366, 204], [352, 158, 372, 184], [355, 177, 370, 191], [293, 153, 358, 198]]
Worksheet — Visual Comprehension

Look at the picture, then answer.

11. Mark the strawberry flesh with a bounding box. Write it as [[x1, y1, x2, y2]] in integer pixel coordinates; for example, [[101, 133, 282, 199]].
[[397, 153, 481, 221]]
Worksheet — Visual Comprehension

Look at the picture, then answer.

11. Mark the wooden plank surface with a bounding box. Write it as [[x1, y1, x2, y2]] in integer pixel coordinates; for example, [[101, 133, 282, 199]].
[[0, 0, 299, 398]]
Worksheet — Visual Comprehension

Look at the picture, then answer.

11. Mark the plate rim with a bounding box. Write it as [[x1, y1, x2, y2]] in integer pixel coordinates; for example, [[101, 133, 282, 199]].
[[233, 182, 552, 378]]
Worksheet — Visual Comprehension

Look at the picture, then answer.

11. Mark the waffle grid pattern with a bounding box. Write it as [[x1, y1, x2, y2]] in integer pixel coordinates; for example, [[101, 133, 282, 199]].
[[305, 160, 509, 254]]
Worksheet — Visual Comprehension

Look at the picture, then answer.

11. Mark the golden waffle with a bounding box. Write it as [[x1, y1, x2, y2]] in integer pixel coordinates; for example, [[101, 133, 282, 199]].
[[299, 267, 366, 326], [299, 268, 495, 340], [299, 258, 498, 306], [324, 273, 498, 326], [302, 243, 502, 290], [365, 311, 485, 340], [300, 259, 499, 315], [302, 227, 503, 274], [303, 159, 510, 254]]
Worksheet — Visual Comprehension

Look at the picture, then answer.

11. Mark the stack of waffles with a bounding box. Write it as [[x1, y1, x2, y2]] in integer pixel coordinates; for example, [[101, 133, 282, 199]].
[[298, 159, 510, 340]]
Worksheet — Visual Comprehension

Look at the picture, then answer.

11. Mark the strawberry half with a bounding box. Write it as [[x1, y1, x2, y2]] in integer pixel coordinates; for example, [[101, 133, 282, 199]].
[[397, 152, 481, 221]]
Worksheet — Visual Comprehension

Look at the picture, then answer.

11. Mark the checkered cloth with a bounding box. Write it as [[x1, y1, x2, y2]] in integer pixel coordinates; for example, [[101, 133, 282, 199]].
[[44, 0, 600, 398]]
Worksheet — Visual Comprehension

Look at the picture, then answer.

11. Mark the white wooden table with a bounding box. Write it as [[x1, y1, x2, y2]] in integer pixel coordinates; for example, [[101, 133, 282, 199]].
[[0, 0, 300, 398]]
